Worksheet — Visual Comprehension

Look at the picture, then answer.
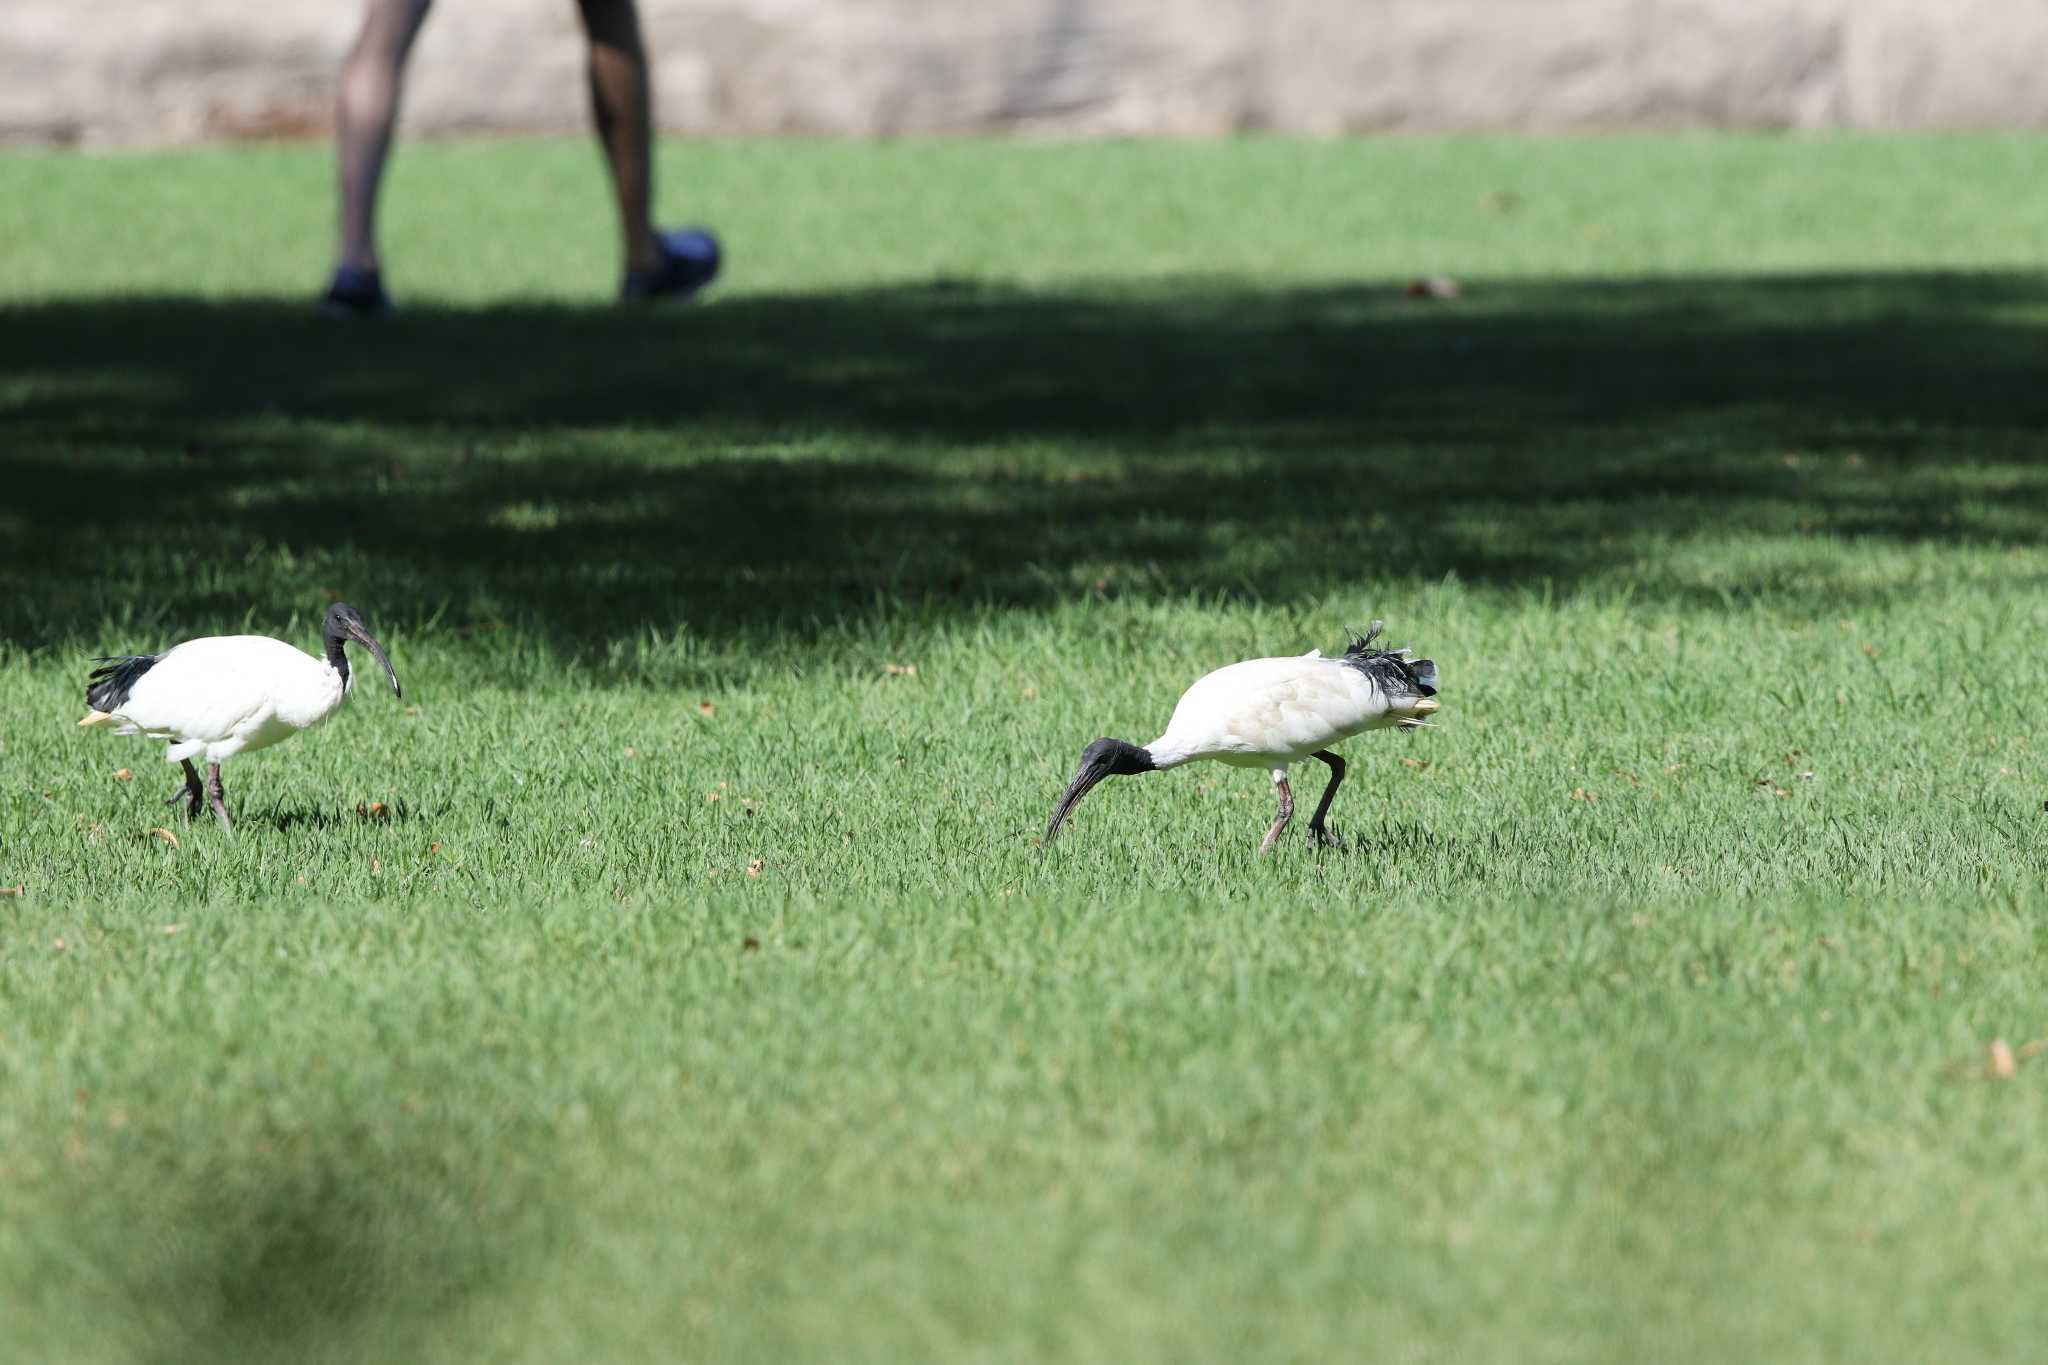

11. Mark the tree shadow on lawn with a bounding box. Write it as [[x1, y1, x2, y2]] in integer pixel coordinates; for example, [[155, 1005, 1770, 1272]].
[[6, 270, 2048, 664]]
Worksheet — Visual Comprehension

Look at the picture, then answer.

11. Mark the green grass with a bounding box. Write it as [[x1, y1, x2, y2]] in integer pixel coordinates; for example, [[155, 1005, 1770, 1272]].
[[5, 133, 2048, 1363]]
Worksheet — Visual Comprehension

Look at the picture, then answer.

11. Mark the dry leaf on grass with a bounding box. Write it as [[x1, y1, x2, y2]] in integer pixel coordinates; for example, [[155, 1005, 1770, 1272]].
[[0, 885, 24, 897], [150, 827, 180, 849], [1401, 757, 1430, 770], [161, 924, 182, 935], [746, 858, 764, 877], [113, 768, 133, 782], [741, 937, 761, 952], [882, 663, 918, 677], [697, 701, 715, 716], [1570, 787, 1597, 804], [356, 801, 390, 822], [1944, 1038, 2048, 1081]]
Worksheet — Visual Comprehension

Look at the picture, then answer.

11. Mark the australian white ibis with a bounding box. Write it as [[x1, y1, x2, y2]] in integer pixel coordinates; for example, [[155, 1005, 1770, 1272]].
[[78, 602, 402, 831], [1042, 621, 1440, 854]]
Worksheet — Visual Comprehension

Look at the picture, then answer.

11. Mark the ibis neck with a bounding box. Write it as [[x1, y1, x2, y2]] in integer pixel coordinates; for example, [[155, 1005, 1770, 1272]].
[[1141, 736, 1192, 770], [325, 632, 351, 689], [1102, 739, 1158, 775]]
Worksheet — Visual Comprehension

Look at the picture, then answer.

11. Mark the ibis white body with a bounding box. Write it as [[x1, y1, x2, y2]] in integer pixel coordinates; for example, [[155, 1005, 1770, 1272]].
[[81, 635, 354, 764], [1144, 648, 1423, 771]]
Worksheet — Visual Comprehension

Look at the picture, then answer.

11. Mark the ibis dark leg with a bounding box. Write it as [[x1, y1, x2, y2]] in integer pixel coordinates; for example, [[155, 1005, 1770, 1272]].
[[205, 763, 233, 832], [1258, 772, 1294, 856], [1307, 749, 1346, 849], [166, 759, 204, 818]]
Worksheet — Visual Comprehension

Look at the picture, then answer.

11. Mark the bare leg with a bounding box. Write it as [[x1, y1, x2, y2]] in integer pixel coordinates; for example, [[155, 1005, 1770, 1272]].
[[205, 763, 233, 833], [1258, 770, 1294, 856], [1307, 749, 1346, 849], [166, 758, 204, 818], [337, 0, 434, 272], [576, 0, 660, 272]]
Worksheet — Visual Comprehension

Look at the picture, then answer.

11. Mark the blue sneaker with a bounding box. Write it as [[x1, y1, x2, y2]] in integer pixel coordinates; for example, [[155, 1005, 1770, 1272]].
[[621, 228, 720, 303], [319, 264, 392, 318]]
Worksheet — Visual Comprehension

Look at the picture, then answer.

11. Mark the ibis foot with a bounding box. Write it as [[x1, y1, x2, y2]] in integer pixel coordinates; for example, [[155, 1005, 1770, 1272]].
[[1308, 824, 1346, 851], [166, 759, 204, 819], [205, 762, 233, 833], [1257, 773, 1295, 856]]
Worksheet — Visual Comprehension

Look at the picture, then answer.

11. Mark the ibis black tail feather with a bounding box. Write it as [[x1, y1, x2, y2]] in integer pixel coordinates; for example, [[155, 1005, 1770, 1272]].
[[1341, 620, 1438, 699], [86, 654, 158, 712]]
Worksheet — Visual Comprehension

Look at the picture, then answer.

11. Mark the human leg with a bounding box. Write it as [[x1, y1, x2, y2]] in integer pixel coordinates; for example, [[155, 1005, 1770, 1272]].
[[327, 0, 433, 309], [576, 0, 721, 301]]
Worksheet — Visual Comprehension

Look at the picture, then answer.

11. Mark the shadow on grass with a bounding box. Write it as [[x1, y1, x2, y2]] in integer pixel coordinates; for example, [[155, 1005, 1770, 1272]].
[[267, 800, 429, 833], [5, 271, 2047, 661], [120, 1123, 553, 1365]]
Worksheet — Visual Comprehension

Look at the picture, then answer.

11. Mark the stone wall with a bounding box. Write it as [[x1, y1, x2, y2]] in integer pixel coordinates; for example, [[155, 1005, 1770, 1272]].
[[9, 0, 2048, 146]]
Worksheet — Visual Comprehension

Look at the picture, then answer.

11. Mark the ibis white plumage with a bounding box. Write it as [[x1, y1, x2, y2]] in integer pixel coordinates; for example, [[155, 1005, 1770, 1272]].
[[1042, 621, 1440, 854], [78, 602, 402, 831]]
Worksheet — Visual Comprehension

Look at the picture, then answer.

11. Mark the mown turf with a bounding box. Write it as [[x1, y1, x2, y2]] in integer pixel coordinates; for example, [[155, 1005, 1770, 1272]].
[[4, 134, 2048, 1363]]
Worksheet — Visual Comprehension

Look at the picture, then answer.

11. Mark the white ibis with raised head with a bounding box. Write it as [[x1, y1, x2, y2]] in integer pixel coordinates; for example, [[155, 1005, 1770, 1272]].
[[1043, 621, 1440, 854], [78, 602, 402, 831]]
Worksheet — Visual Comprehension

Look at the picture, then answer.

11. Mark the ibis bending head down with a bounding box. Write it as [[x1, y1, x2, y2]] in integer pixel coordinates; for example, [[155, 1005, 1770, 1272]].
[[1043, 621, 1440, 854], [78, 602, 402, 831]]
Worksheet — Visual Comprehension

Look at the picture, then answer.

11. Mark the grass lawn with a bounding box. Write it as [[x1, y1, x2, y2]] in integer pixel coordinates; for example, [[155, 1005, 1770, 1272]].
[[5, 133, 2048, 1362]]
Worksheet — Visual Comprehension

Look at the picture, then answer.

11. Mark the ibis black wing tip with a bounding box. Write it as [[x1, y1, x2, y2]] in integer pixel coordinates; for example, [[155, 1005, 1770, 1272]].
[[1342, 620, 1386, 656], [84, 654, 158, 712], [1338, 620, 1440, 698]]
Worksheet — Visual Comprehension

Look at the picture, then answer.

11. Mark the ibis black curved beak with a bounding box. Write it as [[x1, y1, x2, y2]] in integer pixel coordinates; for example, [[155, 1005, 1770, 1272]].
[[1042, 738, 1155, 847], [346, 620, 402, 699], [1043, 765, 1111, 846]]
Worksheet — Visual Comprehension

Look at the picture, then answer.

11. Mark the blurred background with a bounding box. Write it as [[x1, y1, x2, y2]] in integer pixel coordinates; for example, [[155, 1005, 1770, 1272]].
[[9, 0, 2048, 147]]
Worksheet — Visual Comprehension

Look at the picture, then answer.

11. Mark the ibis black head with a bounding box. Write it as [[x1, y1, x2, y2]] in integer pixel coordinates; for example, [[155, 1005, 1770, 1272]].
[[323, 601, 402, 699], [1042, 737, 1155, 846]]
